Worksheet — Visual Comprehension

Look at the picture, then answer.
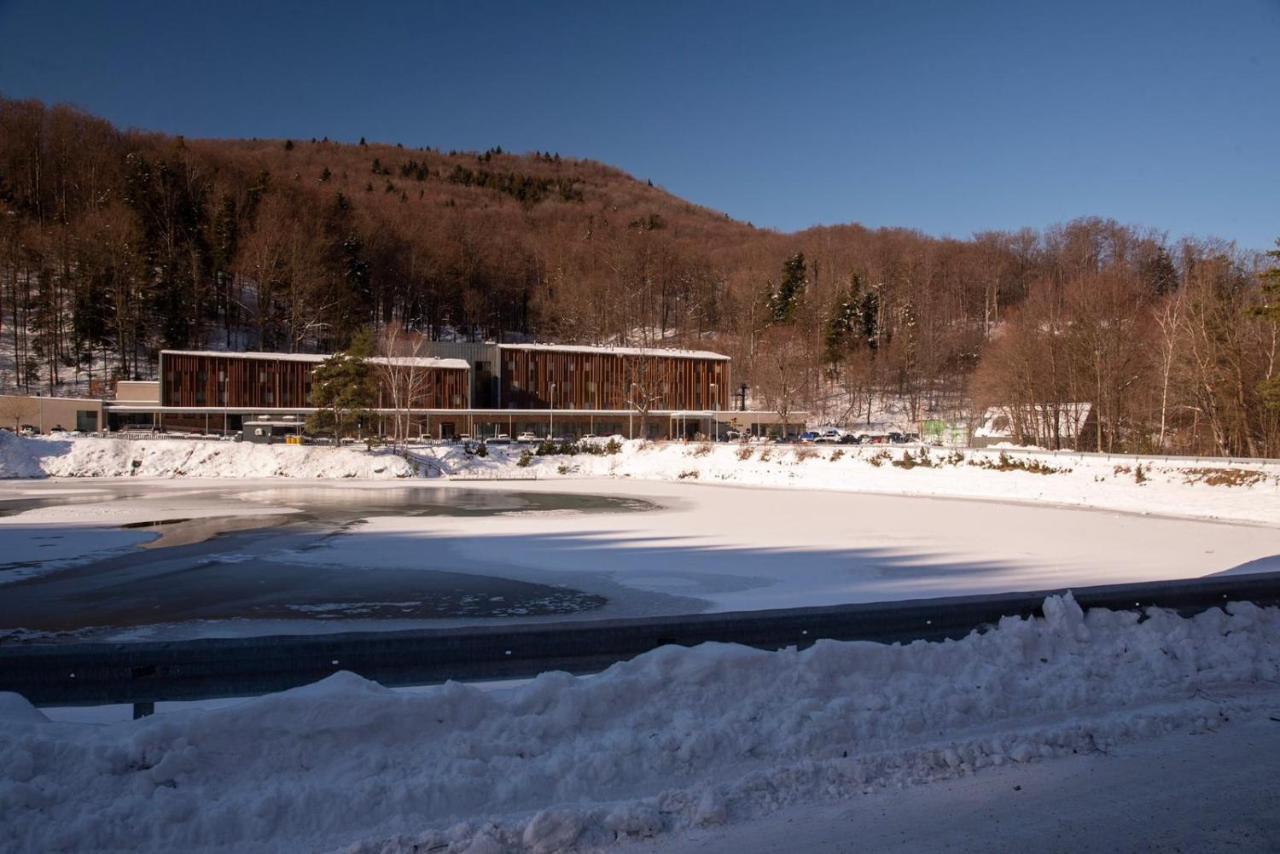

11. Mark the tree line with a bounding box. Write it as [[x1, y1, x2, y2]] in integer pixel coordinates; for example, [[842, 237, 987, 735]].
[[1, 97, 1277, 455]]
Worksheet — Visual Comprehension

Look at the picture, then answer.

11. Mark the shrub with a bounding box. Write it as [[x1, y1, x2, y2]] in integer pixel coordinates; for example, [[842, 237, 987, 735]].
[[759, 448, 772, 462], [516, 449, 534, 467], [605, 438, 622, 455], [867, 449, 890, 467], [677, 469, 700, 479], [737, 446, 754, 461], [692, 442, 713, 457], [557, 463, 573, 475], [536, 440, 558, 456], [830, 449, 844, 462], [795, 448, 818, 462], [1182, 467, 1268, 487], [1134, 463, 1147, 484], [475, 443, 488, 458]]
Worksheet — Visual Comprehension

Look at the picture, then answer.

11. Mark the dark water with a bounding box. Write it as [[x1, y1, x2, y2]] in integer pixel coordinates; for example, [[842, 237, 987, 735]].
[[0, 484, 654, 640]]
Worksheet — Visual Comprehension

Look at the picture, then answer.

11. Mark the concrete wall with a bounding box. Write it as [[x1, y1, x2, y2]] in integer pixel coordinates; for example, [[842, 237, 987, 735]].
[[0, 395, 104, 433], [114, 381, 160, 404]]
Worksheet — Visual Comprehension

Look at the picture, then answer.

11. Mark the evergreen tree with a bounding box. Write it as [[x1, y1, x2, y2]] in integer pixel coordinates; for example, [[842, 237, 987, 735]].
[[1142, 246, 1179, 295], [306, 329, 376, 438], [766, 252, 808, 323], [824, 272, 864, 363], [859, 286, 881, 351]]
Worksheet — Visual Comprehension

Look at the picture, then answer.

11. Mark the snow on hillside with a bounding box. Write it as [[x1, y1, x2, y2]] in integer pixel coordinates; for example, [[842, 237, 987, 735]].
[[2, 595, 1278, 853], [0, 432, 412, 480], [424, 439, 1280, 526]]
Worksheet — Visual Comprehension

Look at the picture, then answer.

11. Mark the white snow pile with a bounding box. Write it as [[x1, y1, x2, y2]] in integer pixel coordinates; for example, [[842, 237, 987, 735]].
[[0, 434, 413, 480], [3, 595, 1279, 853], [427, 439, 1280, 525]]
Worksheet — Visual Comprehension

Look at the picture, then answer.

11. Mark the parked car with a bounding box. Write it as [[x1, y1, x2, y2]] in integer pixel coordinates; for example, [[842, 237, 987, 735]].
[[515, 431, 539, 443], [798, 431, 821, 444], [815, 428, 845, 443], [489, 433, 511, 444], [838, 433, 861, 445]]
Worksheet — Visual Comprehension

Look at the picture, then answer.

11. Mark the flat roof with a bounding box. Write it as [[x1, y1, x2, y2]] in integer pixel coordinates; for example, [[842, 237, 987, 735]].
[[160, 351, 470, 370], [498, 343, 730, 361]]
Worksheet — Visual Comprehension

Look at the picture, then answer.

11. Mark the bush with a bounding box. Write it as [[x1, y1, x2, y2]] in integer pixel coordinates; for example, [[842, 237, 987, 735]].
[[475, 443, 488, 458], [692, 442, 712, 457], [677, 469, 699, 479], [605, 438, 622, 455], [795, 448, 818, 462], [830, 449, 844, 462], [516, 449, 534, 467], [737, 446, 754, 461]]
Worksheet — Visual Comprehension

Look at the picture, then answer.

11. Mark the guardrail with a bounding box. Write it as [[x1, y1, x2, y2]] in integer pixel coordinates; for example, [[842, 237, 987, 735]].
[[3, 571, 1279, 715]]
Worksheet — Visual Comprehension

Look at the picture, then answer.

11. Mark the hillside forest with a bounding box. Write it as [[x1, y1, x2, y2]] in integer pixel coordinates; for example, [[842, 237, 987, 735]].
[[1, 98, 1278, 456]]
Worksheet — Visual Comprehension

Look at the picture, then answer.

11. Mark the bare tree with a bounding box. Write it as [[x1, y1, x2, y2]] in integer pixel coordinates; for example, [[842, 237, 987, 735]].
[[623, 348, 665, 439], [375, 321, 434, 447], [755, 326, 806, 437]]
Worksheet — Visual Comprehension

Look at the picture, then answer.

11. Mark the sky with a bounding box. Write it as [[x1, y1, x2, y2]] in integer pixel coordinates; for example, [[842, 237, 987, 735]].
[[1, 0, 1277, 249]]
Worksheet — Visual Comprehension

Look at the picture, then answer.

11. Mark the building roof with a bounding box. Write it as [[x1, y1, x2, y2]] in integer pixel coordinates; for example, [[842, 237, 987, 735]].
[[160, 350, 470, 370], [497, 343, 730, 361]]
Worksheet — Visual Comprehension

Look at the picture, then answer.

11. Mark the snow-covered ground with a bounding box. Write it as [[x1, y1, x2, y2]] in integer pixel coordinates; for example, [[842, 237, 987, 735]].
[[3, 595, 1278, 853], [0, 432, 413, 480], [421, 439, 1280, 525]]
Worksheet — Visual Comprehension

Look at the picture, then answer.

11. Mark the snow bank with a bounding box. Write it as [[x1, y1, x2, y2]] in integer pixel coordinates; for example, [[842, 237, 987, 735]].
[[426, 439, 1280, 525], [3, 596, 1278, 853], [0, 434, 413, 479]]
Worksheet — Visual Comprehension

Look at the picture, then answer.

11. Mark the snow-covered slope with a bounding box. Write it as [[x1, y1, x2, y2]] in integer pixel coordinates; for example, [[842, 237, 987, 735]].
[[2, 595, 1277, 853], [0, 433, 412, 479]]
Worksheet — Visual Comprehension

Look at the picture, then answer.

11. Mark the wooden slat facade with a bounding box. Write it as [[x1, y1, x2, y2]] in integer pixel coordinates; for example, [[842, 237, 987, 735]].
[[160, 353, 469, 410], [498, 348, 730, 411]]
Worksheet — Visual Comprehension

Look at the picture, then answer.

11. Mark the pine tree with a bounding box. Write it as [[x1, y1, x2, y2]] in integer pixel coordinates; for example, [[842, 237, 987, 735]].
[[859, 286, 881, 351], [307, 329, 376, 438], [1142, 246, 1178, 295], [823, 272, 864, 363], [766, 253, 808, 323]]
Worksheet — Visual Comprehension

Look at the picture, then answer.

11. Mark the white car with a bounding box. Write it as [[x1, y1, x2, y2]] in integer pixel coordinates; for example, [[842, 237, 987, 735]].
[[515, 432, 539, 443]]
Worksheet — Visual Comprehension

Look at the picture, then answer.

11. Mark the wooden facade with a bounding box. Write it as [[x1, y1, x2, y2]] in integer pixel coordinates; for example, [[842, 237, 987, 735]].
[[497, 346, 730, 411], [160, 352, 469, 410]]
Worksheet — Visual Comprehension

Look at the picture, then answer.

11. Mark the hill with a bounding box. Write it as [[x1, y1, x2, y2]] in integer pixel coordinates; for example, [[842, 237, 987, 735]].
[[1, 97, 1277, 456]]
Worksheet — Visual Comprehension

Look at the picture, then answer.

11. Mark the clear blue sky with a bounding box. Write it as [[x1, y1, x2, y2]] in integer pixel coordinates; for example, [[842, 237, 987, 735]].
[[2, 0, 1277, 249]]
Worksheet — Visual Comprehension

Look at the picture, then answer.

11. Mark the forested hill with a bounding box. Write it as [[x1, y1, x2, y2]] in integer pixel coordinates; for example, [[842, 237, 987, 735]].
[[2, 97, 1278, 457], [0, 96, 759, 369]]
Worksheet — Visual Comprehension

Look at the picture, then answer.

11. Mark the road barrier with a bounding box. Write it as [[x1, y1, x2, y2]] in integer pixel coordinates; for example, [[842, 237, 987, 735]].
[[3, 571, 1279, 716]]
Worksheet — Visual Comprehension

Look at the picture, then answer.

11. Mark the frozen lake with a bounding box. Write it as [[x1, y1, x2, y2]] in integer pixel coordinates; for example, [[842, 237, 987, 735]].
[[1, 477, 1278, 642]]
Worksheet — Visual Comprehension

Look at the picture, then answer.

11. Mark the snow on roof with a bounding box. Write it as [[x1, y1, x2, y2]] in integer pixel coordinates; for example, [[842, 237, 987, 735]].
[[498, 342, 730, 361], [160, 351, 470, 370]]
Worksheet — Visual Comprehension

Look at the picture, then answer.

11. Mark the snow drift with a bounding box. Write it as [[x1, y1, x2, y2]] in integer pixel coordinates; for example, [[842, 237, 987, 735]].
[[0, 433, 413, 479], [427, 439, 1280, 525], [3, 596, 1278, 853]]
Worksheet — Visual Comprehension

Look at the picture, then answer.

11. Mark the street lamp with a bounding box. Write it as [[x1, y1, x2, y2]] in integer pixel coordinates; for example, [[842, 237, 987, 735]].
[[628, 382, 637, 439], [710, 382, 718, 442], [549, 382, 556, 440]]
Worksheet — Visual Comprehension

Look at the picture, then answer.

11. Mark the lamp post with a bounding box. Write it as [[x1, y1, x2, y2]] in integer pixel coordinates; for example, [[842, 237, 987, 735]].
[[710, 382, 718, 442], [549, 382, 556, 440], [628, 382, 636, 439]]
